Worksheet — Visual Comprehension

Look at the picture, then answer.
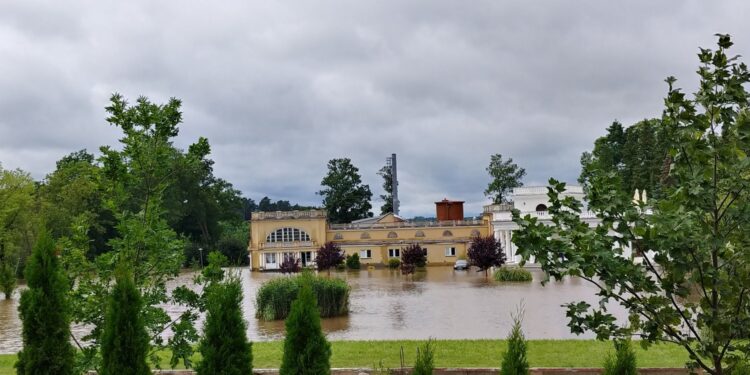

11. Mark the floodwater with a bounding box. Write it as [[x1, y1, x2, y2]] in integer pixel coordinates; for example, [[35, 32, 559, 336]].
[[0, 267, 624, 353]]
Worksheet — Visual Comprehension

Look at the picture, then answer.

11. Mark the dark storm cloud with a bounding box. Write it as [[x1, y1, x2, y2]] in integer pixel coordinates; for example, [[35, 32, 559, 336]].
[[1, 0, 749, 216]]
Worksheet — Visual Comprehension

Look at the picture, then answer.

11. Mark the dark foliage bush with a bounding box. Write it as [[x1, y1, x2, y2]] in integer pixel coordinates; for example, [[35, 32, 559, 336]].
[[280, 258, 301, 274], [401, 243, 427, 275], [468, 235, 506, 277], [346, 253, 361, 270], [196, 278, 253, 375], [255, 272, 349, 320], [15, 232, 76, 375], [100, 267, 150, 375], [280, 281, 331, 375], [317, 242, 345, 273]]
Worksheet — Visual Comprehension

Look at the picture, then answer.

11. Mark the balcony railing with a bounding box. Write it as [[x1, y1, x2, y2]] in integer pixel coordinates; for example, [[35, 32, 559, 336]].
[[491, 210, 599, 221], [483, 204, 514, 213], [252, 210, 326, 221], [260, 241, 315, 249], [512, 185, 583, 195], [329, 219, 484, 230]]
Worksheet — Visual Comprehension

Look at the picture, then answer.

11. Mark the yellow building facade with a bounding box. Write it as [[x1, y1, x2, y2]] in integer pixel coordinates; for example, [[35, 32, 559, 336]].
[[249, 207, 491, 271]]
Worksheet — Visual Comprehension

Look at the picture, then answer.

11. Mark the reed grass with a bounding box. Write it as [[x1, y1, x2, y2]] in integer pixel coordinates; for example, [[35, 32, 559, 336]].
[[494, 267, 533, 282], [255, 273, 349, 320]]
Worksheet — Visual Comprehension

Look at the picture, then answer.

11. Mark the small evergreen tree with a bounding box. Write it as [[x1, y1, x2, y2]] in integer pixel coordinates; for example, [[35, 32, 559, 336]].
[[196, 278, 253, 375], [603, 340, 637, 375], [280, 281, 331, 375], [500, 308, 529, 375], [15, 231, 76, 375], [0, 260, 16, 299], [100, 266, 150, 375], [413, 339, 435, 375]]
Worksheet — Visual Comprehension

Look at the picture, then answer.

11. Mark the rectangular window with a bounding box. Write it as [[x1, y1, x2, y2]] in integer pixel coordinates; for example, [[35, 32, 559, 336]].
[[388, 248, 400, 258], [359, 249, 372, 259], [265, 253, 277, 264], [445, 247, 456, 257]]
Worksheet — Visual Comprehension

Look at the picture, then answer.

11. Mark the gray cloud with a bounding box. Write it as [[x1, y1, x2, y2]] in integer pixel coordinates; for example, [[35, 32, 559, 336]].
[[1, 0, 749, 217]]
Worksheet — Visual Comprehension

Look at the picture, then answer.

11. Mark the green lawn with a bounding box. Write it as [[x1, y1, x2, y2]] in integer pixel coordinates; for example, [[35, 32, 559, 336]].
[[0, 339, 688, 374]]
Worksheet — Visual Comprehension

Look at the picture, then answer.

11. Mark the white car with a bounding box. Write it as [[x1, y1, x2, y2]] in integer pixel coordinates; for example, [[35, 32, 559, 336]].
[[453, 259, 469, 270]]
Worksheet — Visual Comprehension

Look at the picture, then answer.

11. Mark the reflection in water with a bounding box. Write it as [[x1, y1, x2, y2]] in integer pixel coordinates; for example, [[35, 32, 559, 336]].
[[0, 266, 626, 353]]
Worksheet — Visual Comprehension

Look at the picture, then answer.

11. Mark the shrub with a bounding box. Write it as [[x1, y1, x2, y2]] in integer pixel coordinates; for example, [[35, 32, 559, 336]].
[[603, 340, 637, 375], [346, 253, 361, 270], [15, 231, 76, 375], [388, 258, 401, 269], [501, 307, 529, 375], [279, 258, 301, 274], [413, 339, 435, 375], [468, 234, 506, 277], [401, 243, 427, 275], [100, 266, 150, 375], [280, 281, 331, 375], [317, 242, 345, 273], [196, 278, 253, 375], [255, 272, 349, 320], [494, 267, 532, 282]]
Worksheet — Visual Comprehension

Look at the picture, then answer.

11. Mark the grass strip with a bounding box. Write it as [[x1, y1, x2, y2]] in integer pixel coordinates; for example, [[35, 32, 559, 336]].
[[0, 339, 688, 374]]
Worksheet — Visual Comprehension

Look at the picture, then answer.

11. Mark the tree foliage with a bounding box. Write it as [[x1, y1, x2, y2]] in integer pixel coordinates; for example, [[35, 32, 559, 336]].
[[485, 154, 526, 204], [280, 281, 332, 375], [196, 253, 252, 375], [15, 231, 76, 375], [318, 158, 373, 223], [400, 243, 427, 275], [0, 164, 38, 296], [100, 267, 151, 375], [377, 163, 394, 215], [467, 235, 505, 277], [345, 253, 361, 270], [316, 242, 345, 273], [579, 119, 671, 207], [512, 35, 750, 375]]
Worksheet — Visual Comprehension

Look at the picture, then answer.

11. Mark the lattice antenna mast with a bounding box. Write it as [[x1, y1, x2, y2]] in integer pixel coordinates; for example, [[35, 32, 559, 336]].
[[387, 153, 399, 215]]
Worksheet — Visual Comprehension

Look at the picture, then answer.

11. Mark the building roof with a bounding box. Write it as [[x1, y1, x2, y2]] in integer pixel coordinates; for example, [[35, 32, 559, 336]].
[[351, 213, 406, 224]]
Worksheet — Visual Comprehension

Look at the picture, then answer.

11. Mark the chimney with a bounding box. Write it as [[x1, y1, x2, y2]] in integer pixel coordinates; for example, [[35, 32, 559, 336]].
[[435, 199, 464, 221]]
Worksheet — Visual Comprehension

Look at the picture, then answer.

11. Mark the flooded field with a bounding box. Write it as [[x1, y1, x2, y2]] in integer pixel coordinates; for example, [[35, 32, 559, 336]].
[[0, 266, 623, 353]]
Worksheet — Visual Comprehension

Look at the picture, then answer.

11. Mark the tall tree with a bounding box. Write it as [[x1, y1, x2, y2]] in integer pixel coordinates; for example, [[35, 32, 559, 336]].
[[0, 164, 38, 299], [512, 35, 750, 375], [485, 154, 526, 204], [15, 231, 76, 375], [318, 158, 373, 223], [63, 95, 201, 371], [377, 164, 393, 214], [280, 281, 331, 375]]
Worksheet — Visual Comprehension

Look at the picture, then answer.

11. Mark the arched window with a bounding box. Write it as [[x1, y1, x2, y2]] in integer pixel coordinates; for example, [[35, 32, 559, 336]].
[[535, 204, 548, 212], [334, 233, 343, 240], [360, 232, 371, 239], [387, 231, 398, 239], [442, 230, 453, 237], [415, 230, 425, 238], [266, 228, 311, 243]]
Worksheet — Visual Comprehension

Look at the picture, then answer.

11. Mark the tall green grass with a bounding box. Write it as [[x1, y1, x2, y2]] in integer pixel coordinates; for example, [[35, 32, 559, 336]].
[[494, 267, 533, 282], [255, 273, 349, 320]]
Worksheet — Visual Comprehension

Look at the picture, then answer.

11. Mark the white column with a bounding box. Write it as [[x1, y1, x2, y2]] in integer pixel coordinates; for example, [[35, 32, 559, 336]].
[[506, 230, 515, 263]]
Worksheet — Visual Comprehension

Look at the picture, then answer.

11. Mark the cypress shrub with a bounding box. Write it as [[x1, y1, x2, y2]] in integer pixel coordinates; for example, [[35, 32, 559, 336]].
[[603, 340, 637, 375], [100, 267, 150, 375], [500, 309, 529, 375], [196, 278, 253, 375], [255, 273, 349, 320], [413, 339, 435, 375], [15, 231, 76, 375], [493, 267, 532, 282], [0, 260, 16, 299], [280, 282, 331, 375]]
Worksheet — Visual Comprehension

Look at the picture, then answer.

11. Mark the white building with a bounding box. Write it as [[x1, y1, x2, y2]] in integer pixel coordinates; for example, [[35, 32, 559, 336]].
[[484, 186, 616, 264]]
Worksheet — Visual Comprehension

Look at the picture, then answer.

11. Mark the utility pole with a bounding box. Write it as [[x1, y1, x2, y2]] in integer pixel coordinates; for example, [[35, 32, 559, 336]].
[[390, 153, 399, 216]]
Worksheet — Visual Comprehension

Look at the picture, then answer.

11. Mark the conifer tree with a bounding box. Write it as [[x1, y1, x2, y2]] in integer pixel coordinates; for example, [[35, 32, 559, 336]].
[[196, 252, 253, 375], [280, 281, 331, 375], [15, 231, 75, 375], [500, 308, 529, 375], [100, 266, 150, 375]]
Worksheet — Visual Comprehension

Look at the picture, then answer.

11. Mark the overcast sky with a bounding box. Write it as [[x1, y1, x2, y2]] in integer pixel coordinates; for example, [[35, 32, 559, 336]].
[[1, 1, 749, 217]]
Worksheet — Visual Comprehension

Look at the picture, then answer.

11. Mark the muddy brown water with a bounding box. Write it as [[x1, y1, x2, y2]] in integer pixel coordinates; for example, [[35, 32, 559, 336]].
[[0, 267, 624, 353]]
